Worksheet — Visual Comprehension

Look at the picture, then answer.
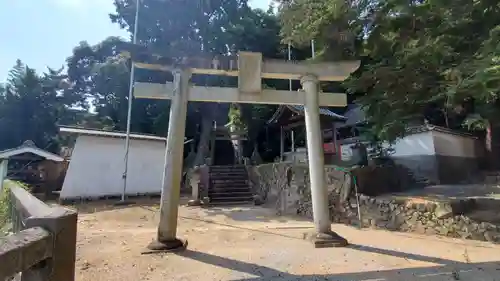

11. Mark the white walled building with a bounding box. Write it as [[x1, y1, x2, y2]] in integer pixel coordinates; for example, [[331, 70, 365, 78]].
[[59, 127, 167, 200], [340, 125, 484, 184]]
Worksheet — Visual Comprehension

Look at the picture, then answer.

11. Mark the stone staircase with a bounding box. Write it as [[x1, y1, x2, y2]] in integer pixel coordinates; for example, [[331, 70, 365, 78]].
[[208, 165, 253, 205]]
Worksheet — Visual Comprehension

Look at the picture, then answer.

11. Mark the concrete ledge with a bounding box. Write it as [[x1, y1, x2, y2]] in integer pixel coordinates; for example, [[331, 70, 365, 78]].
[[0, 227, 52, 279], [10, 186, 53, 220], [4, 183, 78, 281]]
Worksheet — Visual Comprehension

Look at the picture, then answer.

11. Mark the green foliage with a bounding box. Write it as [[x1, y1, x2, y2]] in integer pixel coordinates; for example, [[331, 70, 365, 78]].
[[105, 0, 286, 157], [228, 104, 246, 131], [0, 180, 30, 233], [65, 37, 170, 135], [0, 61, 82, 151], [278, 0, 500, 142]]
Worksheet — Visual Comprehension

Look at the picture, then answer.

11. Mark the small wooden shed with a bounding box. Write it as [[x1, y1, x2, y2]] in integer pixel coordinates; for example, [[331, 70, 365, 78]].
[[0, 141, 64, 196]]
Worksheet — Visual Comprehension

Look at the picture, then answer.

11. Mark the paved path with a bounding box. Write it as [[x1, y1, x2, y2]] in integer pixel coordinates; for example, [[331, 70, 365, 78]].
[[75, 201, 500, 280]]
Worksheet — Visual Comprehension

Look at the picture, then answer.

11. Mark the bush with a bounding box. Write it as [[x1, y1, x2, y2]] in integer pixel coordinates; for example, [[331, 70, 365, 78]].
[[0, 180, 30, 232]]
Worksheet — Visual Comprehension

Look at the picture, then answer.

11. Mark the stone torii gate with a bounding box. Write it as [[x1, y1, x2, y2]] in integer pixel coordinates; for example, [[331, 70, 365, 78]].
[[133, 52, 359, 250]]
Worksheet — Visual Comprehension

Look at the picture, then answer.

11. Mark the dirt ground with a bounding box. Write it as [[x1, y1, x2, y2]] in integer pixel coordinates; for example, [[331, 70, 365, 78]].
[[74, 199, 500, 281]]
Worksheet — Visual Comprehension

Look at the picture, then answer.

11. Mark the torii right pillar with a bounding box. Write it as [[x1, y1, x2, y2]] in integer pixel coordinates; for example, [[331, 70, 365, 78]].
[[302, 74, 348, 247]]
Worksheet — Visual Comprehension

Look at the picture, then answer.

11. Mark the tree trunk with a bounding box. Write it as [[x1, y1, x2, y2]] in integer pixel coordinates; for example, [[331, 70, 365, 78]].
[[230, 104, 245, 164], [193, 105, 215, 166], [229, 124, 243, 164]]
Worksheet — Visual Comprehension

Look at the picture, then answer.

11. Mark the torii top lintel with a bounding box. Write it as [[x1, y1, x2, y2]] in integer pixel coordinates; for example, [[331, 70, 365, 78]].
[[133, 51, 360, 82]]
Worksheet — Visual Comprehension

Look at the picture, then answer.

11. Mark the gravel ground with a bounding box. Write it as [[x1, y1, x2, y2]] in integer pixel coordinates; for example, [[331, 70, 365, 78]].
[[74, 199, 500, 281]]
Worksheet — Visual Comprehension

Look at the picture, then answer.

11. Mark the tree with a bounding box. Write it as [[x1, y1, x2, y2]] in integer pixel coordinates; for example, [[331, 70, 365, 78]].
[[109, 0, 285, 165], [0, 61, 80, 152], [66, 37, 171, 134], [277, 0, 500, 147]]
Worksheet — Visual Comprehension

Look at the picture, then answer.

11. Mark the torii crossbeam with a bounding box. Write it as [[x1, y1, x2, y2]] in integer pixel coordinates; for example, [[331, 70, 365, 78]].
[[134, 52, 360, 251]]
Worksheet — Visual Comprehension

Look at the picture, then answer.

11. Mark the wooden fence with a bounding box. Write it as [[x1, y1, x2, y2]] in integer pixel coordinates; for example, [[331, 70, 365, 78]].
[[0, 183, 77, 281]]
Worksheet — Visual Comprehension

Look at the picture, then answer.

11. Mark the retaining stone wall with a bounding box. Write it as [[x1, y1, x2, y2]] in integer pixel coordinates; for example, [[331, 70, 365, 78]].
[[249, 163, 500, 243]]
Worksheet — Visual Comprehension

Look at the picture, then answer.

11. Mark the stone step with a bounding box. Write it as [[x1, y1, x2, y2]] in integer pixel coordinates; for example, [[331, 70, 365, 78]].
[[210, 179, 248, 185], [210, 175, 249, 181], [209, 172, 248, 178], [210, 165, 246, 169], [209, 186, 251, 193], [211, 185, 250, 191], [211, 179, 248, 184], [211, 180, 249, 185], [209, 191, 253, 198], [209, 196, 254, 204], [210, 167, 247, 173], [209, 173, 248, 176], [209, 200, 254, 206], [209, 168, 247, 173]]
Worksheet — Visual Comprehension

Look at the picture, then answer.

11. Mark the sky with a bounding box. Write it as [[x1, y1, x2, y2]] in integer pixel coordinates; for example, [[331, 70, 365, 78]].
[[0, 0, 272, 82]]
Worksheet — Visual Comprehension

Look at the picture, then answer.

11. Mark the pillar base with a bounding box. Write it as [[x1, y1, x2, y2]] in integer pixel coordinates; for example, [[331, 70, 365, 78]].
[[143, 238, 188, 254], [304, 230, 349, 248], [187, 199, 202, 206]]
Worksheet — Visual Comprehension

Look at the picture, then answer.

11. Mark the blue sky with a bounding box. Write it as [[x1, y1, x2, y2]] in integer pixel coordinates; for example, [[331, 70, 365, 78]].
[[0, 0, 272, 82]]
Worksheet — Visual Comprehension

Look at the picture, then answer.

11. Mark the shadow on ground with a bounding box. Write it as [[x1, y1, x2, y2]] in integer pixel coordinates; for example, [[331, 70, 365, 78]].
[[178, 245, 500, 280], [66, 197, 178, 214], [200, 206, 307, 223]]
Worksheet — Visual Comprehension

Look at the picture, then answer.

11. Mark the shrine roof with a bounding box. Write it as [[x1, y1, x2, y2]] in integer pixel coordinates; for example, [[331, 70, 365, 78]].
[[267, 105, 346, 125], [0, 141, 64, 162], [336, 104, 367, 128]]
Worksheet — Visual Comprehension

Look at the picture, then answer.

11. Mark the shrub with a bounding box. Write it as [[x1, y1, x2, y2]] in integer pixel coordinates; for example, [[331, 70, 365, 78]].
[[0, 180, 30, 233]]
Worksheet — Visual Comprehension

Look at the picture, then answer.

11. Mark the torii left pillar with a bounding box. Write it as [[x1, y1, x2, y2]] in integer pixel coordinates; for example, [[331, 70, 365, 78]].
[[147, 69, 190, 251]]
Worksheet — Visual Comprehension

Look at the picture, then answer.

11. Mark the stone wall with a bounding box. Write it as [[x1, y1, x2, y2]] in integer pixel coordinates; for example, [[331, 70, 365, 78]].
[[249, 161, 416, 205], [250, 163, 500, 243], [333, 196, 500, 243], [249, 163, 349, 214]]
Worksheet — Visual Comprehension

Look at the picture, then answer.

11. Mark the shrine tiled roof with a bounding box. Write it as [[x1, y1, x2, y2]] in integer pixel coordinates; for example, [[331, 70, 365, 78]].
[[288, 105, 346, 120], [267, 105, 346, 124]]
